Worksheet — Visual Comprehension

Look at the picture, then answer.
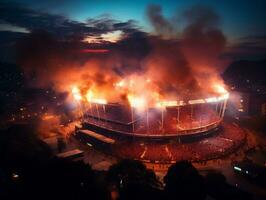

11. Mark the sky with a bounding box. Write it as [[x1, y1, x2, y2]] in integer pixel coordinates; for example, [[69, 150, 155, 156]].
[[7, 0, 266, 40], [0, 0, 266, 61]]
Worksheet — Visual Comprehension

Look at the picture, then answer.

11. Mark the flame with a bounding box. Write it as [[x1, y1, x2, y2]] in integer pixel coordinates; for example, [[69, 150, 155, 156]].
[[71, 77, 229, 110], [115, 80, 125, 88], [41, 114, 55, 121], [155, 100, 178, 108], [72, 86, 82, 101], [86, 89, 107, 105], [213, 84, 229, 100], [205, 97, 218, 103], [213, 84, 228, 94], [86, 90, 93, 102], [127, 94, 147, 110], [71, 86, 107, 105]]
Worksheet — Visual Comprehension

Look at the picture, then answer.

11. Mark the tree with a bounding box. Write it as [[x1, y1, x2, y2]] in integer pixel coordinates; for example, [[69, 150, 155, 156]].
[[164, 160, 206, 200], [106, 159, 162, 199]]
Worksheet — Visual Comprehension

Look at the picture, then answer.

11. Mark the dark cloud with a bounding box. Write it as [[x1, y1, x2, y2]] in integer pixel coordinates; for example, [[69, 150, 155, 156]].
[[14, 27, 152, 100], [223, 35, 266, 60], [183, 5, 220, 29], [0, 2, 139, 40], [1, 2, 265, 63], [181, 5, 227, 72], [11, 3, 230, 101], [86, 16, 140, 36], [145, 4, 227, 98], [2, 2, 265, 104], [113, 20, 140, 34], [147, 4, 176, 38]]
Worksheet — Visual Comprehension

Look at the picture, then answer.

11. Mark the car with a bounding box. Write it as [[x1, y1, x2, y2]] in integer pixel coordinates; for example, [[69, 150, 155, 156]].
[[232, 161, 266, 185]]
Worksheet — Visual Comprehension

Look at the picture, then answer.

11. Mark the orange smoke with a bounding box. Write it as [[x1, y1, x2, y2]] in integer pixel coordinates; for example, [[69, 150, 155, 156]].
[[17, 5, 230, 114], [70, 73, 229, 112]]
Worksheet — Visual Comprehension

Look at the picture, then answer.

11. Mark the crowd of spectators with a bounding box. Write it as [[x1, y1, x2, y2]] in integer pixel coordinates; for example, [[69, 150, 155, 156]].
[[113, 123, 246, 163]]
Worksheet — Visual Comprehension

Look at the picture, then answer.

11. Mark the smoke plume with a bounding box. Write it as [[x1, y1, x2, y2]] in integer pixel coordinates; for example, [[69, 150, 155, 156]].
[[145, 4, 228, 98], [17, 4, 229, 107]]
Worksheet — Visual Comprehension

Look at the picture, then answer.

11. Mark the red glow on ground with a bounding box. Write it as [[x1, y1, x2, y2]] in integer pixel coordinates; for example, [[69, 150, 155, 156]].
[[81, 49, 110, 53]]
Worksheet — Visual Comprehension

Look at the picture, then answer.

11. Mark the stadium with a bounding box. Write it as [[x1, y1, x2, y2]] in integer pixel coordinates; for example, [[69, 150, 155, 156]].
[[78, 93, 228, 138], [73, 86, 246, 166]]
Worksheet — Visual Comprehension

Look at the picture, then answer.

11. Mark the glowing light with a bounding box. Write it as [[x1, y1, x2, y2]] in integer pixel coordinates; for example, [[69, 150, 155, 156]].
[[214, 84, 228, 94], [72, 86, 82, 101], [101, 30, 123, 43], [205, 97, 218, 103], [128, 95, 146, 110], [207, 96, 228, 103], [188, 99, 205, 104], [217, 93, 229, 100], [233, 166, 242, 172], [86, 90, 107, 105], [86, 90, 93, 102], [83, 30, 123, 44], [69, 77, 229, 112], [91, 98, 107, 105], [81, 49, 109, 53], [115, 80, 125, 88], [42, 115, 55, 121], [156, 100, 178, 108]]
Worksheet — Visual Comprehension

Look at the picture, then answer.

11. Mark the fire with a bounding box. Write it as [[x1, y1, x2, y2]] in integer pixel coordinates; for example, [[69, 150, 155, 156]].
[[114, 76, 161, 109], [155, 100, 178, 108], [213, 84, 229, 100], [71, 77, 229, 111], [86, 90, 107, 105], [72, 86, 82, 101], [115, 80, 125, 88], [41, 114, 55, 121], [127, 94, 147, 110], [213, 84, 228, 94], [86, 90, 93, 102], [71, 86, 107, 104], [90, 98, 107, 105], [205, 97, 218, 103], [70, 87, 108, 105]]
